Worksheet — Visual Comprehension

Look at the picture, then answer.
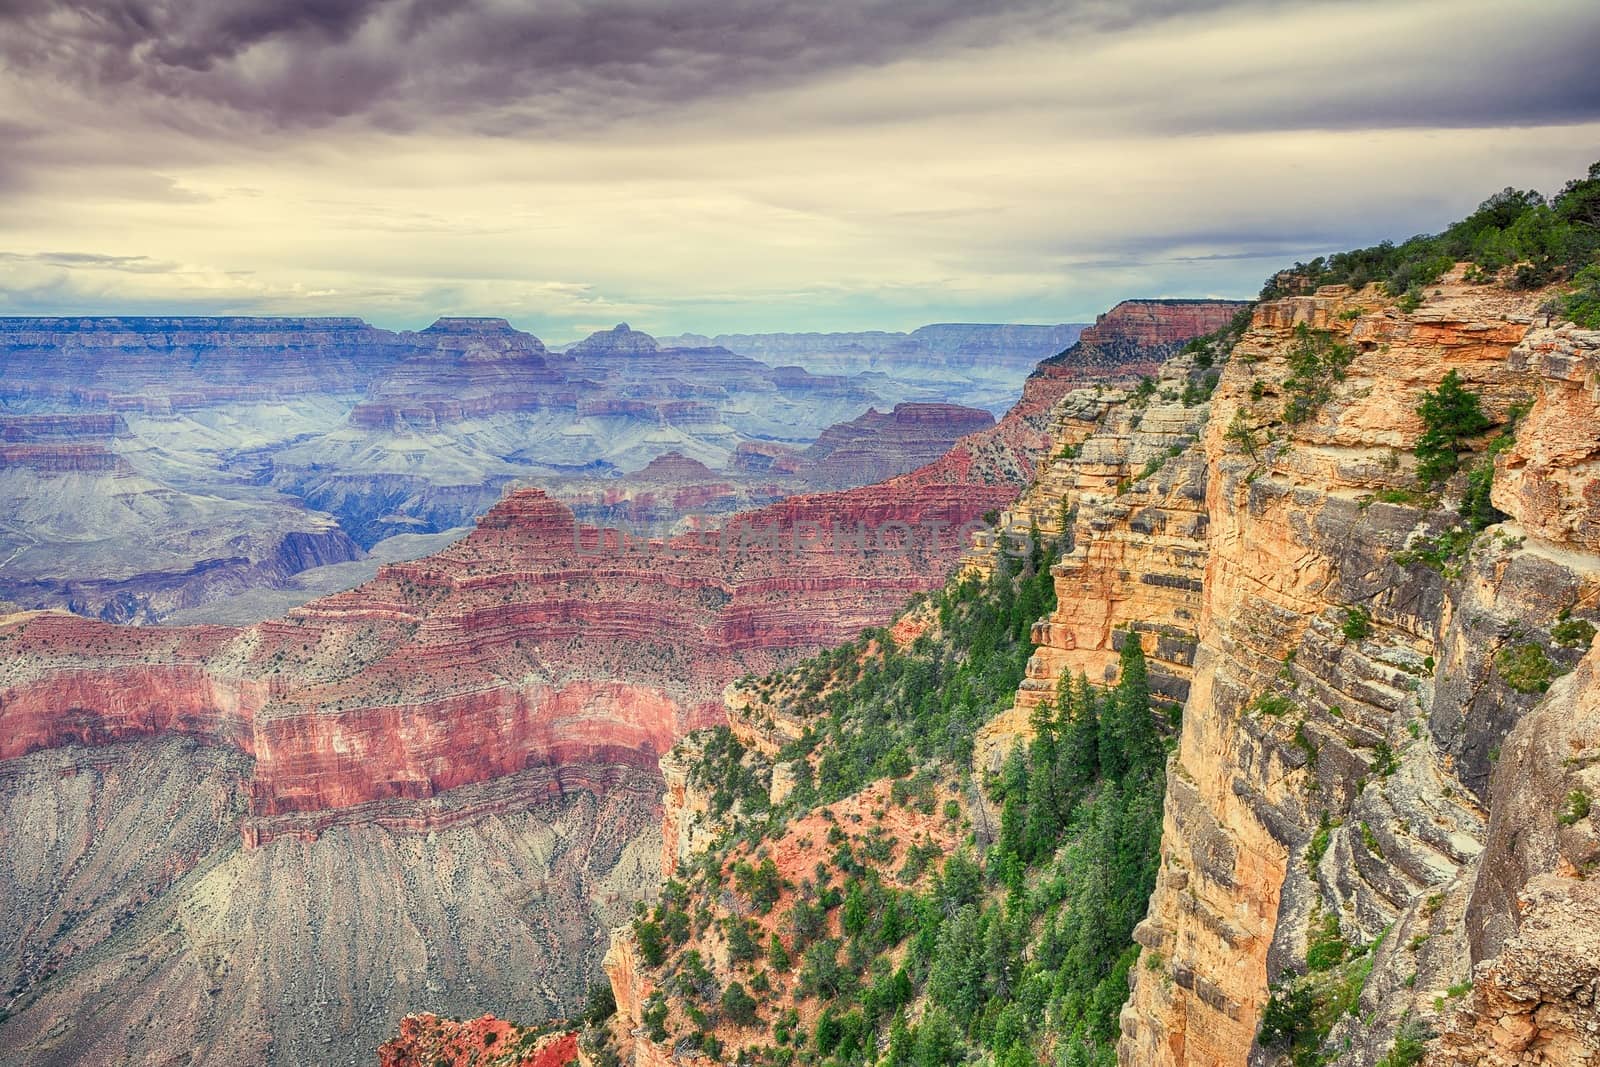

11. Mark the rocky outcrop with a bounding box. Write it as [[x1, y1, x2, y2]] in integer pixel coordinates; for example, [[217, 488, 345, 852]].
[[969, 346, 1219, 772], [349, 317, 574, 430], [1026, 300, 1248, 401], [801, 402, 995, 487], [1430, 876, 1600, 1066], [1117, 276, 1600, 1067], [568, 324, 661, 359], [1421, 638, 1600, 1066], [0, 413, 130, 473]]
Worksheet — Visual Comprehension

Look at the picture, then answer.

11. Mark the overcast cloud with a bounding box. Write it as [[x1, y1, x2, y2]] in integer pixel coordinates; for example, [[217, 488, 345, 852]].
[[1, 0, 1597, 334]]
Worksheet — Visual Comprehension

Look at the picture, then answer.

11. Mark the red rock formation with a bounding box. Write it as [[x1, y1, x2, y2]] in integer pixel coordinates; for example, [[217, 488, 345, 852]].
[[801, 402, 995, 486], [1023, 299, 1248, 414], [0, 470, 1002, 843], [379, 1014, 578, 1067]]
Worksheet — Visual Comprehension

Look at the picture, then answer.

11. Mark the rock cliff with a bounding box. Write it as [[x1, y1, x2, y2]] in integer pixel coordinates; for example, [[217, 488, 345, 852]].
[[1117, 275, 1600, 1067], [571, 271, 1600, 1067], [0, 315, 415, 411]]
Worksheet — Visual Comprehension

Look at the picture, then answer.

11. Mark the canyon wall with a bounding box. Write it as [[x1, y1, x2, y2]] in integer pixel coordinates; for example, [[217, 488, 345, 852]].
[[1118, 277, 1600, 1067], [0, 315, 1040, 621], [584, 281, 1600, 1067], [0, 315, 416, 410]]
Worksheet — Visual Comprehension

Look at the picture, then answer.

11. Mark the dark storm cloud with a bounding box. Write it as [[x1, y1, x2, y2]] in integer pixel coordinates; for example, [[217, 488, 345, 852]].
[[1146, 12, 1600, 134], [0, 0, 1045, 129], [0, 0, 1330, 132], [4, 1, 1596, 148]]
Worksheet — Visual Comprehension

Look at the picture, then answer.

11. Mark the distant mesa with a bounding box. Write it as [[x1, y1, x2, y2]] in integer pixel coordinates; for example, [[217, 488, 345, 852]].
[[417, 316, 548, 356], [635, 450, 718, 481], [567, 322, 660, 358]]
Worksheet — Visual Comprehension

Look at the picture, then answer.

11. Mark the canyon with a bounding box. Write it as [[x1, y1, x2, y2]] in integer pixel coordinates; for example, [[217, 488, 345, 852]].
[[0, 316, 1081, 623], [574, 268, 1600, 1067], [12, 210, 1599, 1067], [0, 299, 1228, 1065]]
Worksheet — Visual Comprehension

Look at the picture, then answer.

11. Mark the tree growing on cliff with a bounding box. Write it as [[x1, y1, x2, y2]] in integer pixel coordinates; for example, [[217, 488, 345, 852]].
[[720, 981, 760, 1026], [1414, 370, 1492, 488]]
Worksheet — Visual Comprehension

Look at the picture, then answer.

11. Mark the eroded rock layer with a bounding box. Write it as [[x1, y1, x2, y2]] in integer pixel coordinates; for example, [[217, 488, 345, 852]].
[[0, 738, 659, 1067], [1118, 277, 1600, 1067]]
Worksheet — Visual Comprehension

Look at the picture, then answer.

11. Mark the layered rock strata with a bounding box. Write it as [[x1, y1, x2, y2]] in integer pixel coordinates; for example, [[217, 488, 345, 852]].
[[1118, 276, 1600, 1067]]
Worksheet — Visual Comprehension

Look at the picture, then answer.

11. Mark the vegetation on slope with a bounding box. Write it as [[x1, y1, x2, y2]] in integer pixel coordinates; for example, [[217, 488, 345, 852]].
[[619, 531, 1171, 1067], [1261, 161, 1600, 324]]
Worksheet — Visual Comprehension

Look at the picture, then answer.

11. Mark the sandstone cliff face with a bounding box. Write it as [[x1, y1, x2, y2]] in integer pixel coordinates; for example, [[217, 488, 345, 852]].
[[963, 308, 1241, 772], [1116, 276, 1600, 1067], [1423, 640, 1600, 1067]]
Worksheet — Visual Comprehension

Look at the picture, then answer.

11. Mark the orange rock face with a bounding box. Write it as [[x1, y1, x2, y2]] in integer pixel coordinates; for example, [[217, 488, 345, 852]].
[[379, 1014, 579, 1067], [1116, 275, 1600, 1067], [1494, 324, 1600, 551]]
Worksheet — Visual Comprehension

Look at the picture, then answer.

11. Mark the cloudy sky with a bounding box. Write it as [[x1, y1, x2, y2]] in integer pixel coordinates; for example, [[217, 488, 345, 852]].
[[2, 0, 1598, 336]]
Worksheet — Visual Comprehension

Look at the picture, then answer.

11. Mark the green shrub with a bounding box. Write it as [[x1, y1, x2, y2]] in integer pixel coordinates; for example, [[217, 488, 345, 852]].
[[1370, 740, 1399, 778], [1341, 606, 1373, 641], [721, 981, 760, 1026], [1559, 789, 1592, 827], [1252, 692, 1296, 717], [1415, 370, 1492, 488], [1305, 810, 1332, 871], [1306, 912, 1349, 972], [1552, 609, 1597, 649], [1376, 1019, 1433, 1067], [1394, 526, 1477, 576], [1496, 642, 1557, 694]]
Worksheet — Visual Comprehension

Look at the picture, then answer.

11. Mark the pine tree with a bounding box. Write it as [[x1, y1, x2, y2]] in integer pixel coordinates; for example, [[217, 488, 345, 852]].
[[768, 932, 791, 972], [1059, 673, 1099, 800], [1023, 764, 1060, 859], [1415, 369, 1492, 487], [1103, 635, 1157, 781]]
